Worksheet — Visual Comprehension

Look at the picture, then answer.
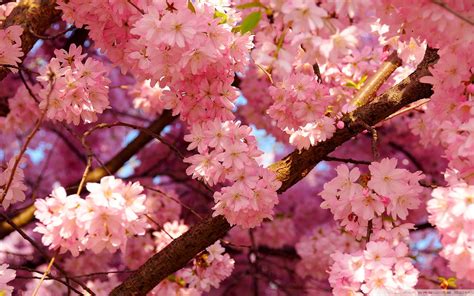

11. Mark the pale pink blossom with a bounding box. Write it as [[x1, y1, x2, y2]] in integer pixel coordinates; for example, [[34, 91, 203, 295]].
[[0, 25, 23, 69], [0, 157, 27, 209], [0, 264, 15, 296]]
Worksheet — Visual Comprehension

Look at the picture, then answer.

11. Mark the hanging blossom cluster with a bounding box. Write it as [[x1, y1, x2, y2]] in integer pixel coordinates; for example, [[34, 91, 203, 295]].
[[268, 67, 337, 150], [0, 263, 15, 296], [373, 0, 473, 48], [371, 0, 474, 283], [0, 25, 22, 69], [34, 176, 147, 256], [0, 157, 27, 210], [151, 225, 234, 295], [410, 42, 474, 184], [235, 0, 410, 148], [37, 45, 111, 125], [0, 85, 40, 134], [184, 120, 281, 228], [427, 172, 474, 282], [320, 158, 424, 238], [57, 0, 252, 124], [129, 1, 252, 124], [129, 79, 168, 116], [329, 240, 419, 296], [0, 1, 17, 24], [56, 0, 140, 70]]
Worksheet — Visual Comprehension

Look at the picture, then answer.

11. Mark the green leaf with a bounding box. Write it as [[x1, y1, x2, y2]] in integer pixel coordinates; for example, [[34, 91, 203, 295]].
[[236, 1, 265, 10], [345, 80, 358, 88], [239, 11, 262, 33], [187, 0, 196, 13], [447, 277, 457, 288], [214, 9, 228, 24]]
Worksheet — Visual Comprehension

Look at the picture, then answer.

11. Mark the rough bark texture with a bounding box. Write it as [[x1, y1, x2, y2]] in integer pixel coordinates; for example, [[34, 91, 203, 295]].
[[0, 0, 61, 114], [0, 111, 176, 238], [271, 48, 438, 193], [111, 47, 439, 296], [0, 0, 61, 80], [114, 215, 231, 295]]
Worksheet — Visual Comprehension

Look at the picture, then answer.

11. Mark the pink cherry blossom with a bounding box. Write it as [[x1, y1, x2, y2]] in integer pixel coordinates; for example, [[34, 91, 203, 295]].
[[0, 264, 15, 296], [0, 25, 23, 70], [0, 157, 27, 209]]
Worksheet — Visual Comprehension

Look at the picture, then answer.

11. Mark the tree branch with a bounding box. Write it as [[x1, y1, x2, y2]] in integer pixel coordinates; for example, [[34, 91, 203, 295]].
[[0, 0, 62, 116], [0, 0, 61, 80], [0, 110, 176, 238], [111, 48, 439, 295]]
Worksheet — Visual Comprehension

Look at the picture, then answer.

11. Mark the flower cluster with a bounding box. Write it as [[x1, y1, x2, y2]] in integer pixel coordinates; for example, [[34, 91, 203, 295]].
[[153, 220, 189, 253], [0, 263, 15, 296], [409, 42, 474, 184], [145, 186, 182, 226], [0, 2, 17, 25], [127, 1, 252, 124], [268, 69, 336, 150], [151, 241, 234, 296], [185, 241, 235, 292], [34, 176, 147, 256], [329, 241, 418, 295], [0, 264, 16, 296], [320, 158, 424, 238], [0, 85, 41, 134], [184, 120, 281, 228], [57, 0, 253, 125], [374, 0, 473, 48], [427, 174, 474, 282], [129, 79, 168, 116], [37, 45, 111, 125], [0, 25, 23, 69], [0, 157, 27, 209]]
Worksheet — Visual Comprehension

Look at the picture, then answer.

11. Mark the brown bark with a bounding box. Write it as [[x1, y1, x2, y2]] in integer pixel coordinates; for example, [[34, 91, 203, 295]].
[[0, 0, 61, 80], [111, 47, 439, 296], [0, 0, 62, 114]]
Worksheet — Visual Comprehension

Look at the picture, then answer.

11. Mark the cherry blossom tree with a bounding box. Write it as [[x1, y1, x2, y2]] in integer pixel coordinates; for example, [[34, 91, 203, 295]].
[[0, 0, 473, 295]]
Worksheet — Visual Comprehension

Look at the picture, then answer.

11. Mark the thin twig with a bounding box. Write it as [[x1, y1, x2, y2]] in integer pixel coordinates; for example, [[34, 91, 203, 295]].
[[18, 68, 40, 103], [29, 26, 75, 40], [83, 121, 185, 160], [143, 185, 203, 220], [32, 249, 59, 296], [13, 274, 83, 295], [381, 98, 430, 123], [366, 219, 373, 243], [0, 212, 94, 294], [432, 0, 474, 26], [127, 0, 145, 14], [76, 153, 92, 195], [145, 214, 175, 240], [358, 120, 379, 160], [0, 74, 51, 206], [388, 141, 424, 172], [323, 156, 371, 165]]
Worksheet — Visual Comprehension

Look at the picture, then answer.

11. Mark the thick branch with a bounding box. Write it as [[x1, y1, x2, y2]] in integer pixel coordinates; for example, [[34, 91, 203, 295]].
[[0, 0, 61, 80], [0, 0, 61, 115], [0, 110, 176, 238], [111, 47, 439, 296], [271, 48, 438, 192]]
